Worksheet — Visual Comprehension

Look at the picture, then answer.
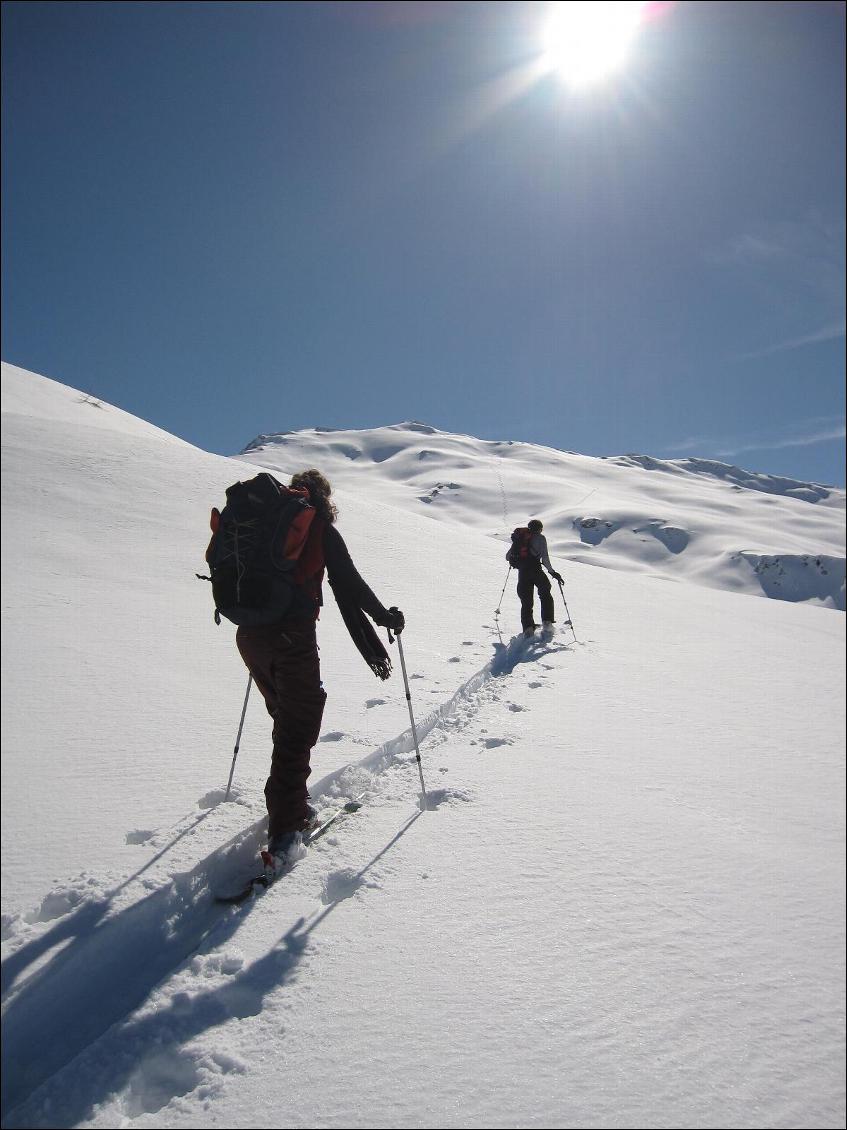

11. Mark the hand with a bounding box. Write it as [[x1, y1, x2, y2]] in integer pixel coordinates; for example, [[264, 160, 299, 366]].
[[378, 606, 405, 634], [552, 571, 563, 584]]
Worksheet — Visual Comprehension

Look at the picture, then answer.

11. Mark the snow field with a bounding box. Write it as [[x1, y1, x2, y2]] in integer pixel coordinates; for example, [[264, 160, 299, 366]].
[[2, 363, 844, 1129]]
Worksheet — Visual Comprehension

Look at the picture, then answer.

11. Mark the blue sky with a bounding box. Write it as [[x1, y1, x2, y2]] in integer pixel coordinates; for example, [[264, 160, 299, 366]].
[[2, 1, 845, 485]]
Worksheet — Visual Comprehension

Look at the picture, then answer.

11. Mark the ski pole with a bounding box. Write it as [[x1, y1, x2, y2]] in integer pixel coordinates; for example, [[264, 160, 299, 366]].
[[224, 673, 253, 801], [390, 628, 429, 809], [494, 564, 512, 620], [556, 579, 578, 643]]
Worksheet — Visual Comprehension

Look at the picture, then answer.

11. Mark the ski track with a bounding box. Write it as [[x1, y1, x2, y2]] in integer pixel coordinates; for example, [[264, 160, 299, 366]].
[[0, 630, 576, 1126]]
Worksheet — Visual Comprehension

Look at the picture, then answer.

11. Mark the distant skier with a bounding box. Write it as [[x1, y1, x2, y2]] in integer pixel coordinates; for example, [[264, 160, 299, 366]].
[[231, 469, 405, 868], [507, 519, 563, 637]]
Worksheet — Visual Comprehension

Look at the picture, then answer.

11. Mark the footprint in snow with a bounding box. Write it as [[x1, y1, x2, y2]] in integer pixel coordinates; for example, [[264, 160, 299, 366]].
[[190, 951, 245, 978], [2, 915, 20, 942], [319, 731, 346, 742], [126, 829, 154, 845], [198, 785, 250, 809], [482, 737, 513, 749], [123, 1047, 203, 1116], [197, 787, 236, 809], [321, 868, 374, 906], [508, 703, 526, 713], [365, 698, 386, 708], [24, 886, 99, 925], [423, 787, 472, 809]]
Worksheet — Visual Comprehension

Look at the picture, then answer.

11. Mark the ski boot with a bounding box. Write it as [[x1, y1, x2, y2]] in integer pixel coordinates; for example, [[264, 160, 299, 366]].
[[262, 829, 303, 878]]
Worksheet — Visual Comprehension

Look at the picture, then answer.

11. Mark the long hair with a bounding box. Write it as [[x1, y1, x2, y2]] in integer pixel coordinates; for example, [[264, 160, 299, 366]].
[[290, 469, 338, 524]]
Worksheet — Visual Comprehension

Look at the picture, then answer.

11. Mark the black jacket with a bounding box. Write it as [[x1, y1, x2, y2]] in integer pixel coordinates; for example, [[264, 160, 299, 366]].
[[322, 524, 393, 680]]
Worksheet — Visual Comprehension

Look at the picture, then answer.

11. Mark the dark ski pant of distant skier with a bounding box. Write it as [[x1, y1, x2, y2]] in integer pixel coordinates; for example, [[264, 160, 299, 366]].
[[517, 564, 554, 630], [235, 619, 326, 838]]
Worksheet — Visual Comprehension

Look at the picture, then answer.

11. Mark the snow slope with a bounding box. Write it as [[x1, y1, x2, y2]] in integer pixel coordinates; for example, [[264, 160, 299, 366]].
[[2, 362, 845, 1130]]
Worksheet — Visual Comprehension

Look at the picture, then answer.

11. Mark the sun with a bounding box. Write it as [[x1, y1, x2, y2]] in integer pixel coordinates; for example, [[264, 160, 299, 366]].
[[542, 1, 647, 86]]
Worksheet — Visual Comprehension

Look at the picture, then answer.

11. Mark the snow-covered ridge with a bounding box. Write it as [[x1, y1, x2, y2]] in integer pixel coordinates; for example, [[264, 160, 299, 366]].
[[0, 362, 199, 448], [240, 422, 846, 610], [609, 453, 842, 505], [244, 421, 844, 502]]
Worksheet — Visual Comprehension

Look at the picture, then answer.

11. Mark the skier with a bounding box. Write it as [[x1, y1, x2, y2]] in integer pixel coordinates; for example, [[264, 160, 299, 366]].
[[234, 469, 405, 868], [511, 519, 563, 637]]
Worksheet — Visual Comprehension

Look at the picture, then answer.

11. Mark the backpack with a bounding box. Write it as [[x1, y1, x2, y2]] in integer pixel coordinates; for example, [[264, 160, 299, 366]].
[[506, 526, 533, 567], [200, 472, 318, 625]]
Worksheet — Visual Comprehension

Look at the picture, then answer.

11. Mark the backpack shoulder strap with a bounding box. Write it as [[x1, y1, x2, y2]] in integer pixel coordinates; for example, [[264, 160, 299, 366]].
[[292, 516, 325, 583], [277, 490, 315, 564]]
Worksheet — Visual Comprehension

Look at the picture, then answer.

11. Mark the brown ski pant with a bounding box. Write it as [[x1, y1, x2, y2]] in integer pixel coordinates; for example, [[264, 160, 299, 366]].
[[235, 619, 327, 838]]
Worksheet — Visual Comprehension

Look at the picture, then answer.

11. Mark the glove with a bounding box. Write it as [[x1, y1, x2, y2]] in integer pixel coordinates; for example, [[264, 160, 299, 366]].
[[551, 571, 563, 584], [377, 606, 405, 634]]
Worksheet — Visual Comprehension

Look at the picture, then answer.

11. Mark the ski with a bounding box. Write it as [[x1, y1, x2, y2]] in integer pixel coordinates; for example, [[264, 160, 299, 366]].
[[215, 859, 275, 905], [307, 793, 366, 843], [215, 792, 367, 905]]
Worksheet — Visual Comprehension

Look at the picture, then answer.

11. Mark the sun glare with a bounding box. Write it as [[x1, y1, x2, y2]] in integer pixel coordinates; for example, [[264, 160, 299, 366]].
[[542, 1, 647, 86]]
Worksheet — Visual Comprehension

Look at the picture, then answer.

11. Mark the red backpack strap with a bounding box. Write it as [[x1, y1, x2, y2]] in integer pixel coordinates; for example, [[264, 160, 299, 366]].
[[280, 498, 316, 562], [205, 507, 221, 563], [292, 516, 326, 590]]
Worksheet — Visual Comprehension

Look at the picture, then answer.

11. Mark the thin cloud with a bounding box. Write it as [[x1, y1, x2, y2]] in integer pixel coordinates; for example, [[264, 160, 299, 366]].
[[738, 318, 846, 360], [714, 233, 786, 263], [710, 214, 845, 361], [716, 424, 846, 458], [665, 418, 846, 460], [711, 214, 844, 275]]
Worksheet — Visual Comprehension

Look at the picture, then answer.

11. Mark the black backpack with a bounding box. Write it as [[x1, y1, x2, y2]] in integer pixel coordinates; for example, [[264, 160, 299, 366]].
[[506, 526, 533, 567], [200, 472, 317, 625]]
